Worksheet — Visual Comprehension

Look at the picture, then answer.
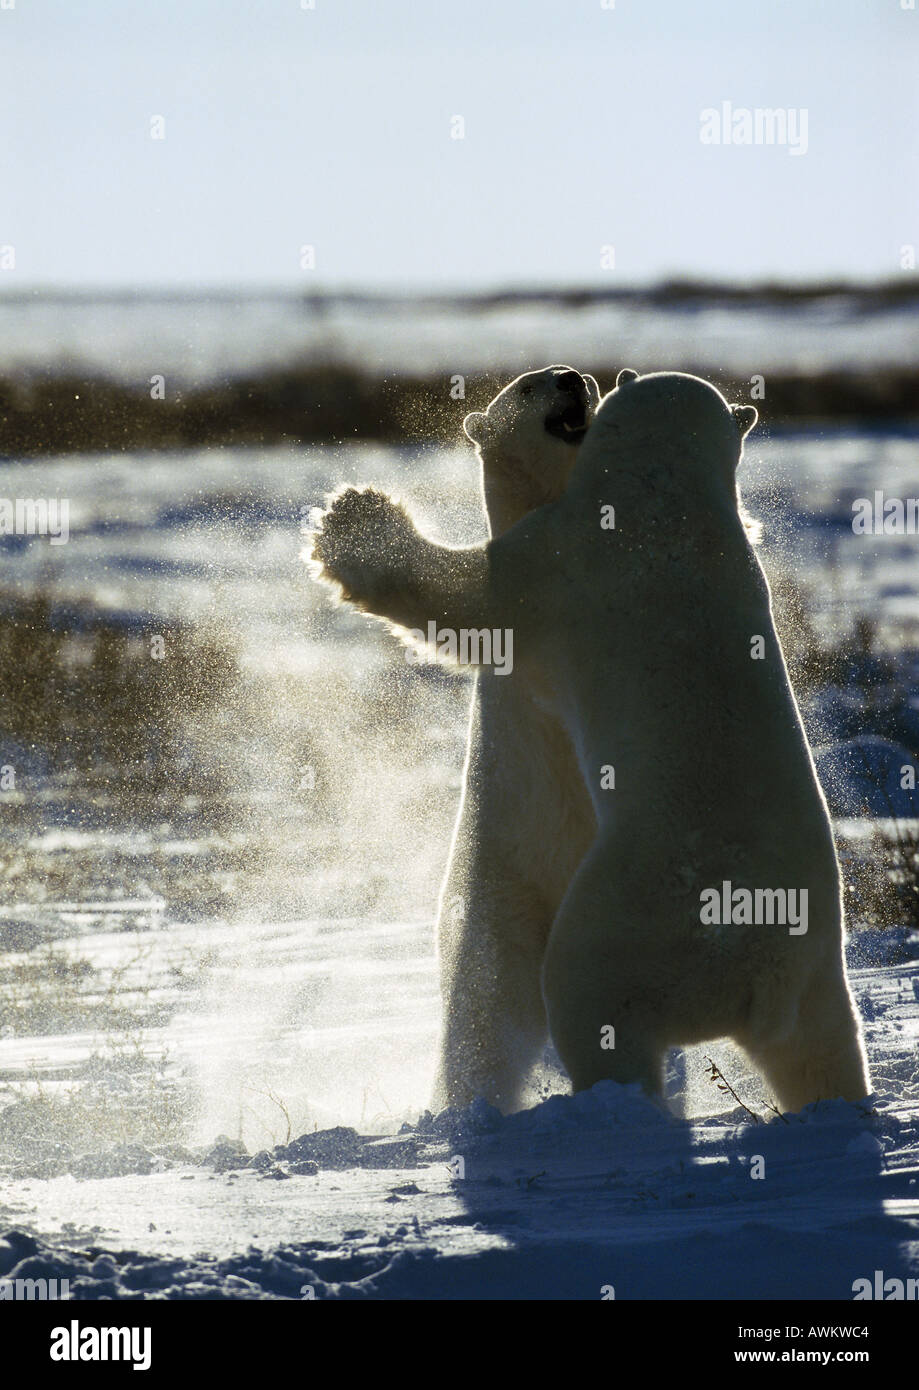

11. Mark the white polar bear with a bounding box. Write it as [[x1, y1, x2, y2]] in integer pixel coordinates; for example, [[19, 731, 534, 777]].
[[312, 366, 601, 1112], [311, 369, 871, 1115]]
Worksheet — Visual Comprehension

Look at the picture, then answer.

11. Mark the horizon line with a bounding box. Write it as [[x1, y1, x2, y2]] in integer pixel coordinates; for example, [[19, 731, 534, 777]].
[[0, 276, 916, 305]]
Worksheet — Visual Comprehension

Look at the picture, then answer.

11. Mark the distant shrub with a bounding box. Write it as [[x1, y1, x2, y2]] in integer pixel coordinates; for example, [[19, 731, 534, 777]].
[[0, 587, 238, 797]]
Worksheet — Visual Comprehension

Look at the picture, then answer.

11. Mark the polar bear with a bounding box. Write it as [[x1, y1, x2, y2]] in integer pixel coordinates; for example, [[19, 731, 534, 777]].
[[311, 369, 871, 1115], [313, 366, 601, 1112]]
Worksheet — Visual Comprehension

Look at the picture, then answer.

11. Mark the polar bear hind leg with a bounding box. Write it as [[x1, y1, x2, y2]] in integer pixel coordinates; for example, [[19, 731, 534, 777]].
[[741, 970, 870, 1114], [540, 846, 667, 1098], [433, 868, 551, 1113]]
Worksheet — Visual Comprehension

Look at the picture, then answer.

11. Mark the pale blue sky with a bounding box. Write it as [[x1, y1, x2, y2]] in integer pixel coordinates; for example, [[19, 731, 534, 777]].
[[1, 0, 916, 289]]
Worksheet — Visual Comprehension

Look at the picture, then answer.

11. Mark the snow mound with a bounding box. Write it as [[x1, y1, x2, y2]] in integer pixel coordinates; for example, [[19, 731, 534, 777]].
[[815, 736, 919, 818]]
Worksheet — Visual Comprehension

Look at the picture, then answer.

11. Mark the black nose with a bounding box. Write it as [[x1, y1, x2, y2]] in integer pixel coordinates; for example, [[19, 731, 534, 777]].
[[555, 370, 584, 396]]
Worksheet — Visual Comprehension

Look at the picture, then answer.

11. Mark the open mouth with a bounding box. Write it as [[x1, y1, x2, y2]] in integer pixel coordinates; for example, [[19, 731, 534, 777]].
[[544, 398, 589, 444]]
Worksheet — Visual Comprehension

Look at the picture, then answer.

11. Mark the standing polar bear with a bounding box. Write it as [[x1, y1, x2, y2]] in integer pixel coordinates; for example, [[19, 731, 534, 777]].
[[314, 366, 601, 1112], [313, 369, 871, 1115]]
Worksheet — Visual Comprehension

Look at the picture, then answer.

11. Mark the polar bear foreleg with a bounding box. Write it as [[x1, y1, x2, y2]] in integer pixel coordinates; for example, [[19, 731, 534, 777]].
[[310, 486, 497, 637], [433, 871, 551, 1114]]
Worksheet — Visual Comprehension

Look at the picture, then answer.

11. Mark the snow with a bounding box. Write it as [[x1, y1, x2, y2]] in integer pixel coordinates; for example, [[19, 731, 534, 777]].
[[1, 934, 918, 1298], [815, 738, 919, 818], [1, 427, 919, 1298]]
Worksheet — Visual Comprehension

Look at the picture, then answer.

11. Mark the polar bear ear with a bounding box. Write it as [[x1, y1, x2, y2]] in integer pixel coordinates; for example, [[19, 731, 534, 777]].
[[731, 404, 758, 437], [583, 373, 602, 407], [463, 411, 492, 446], [616, 368, 639, 387]]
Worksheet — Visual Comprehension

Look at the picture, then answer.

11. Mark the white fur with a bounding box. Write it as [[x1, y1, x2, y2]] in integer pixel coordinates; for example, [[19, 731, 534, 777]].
[[312, 366, 600, 1110], [309, 369, 871, 1115]]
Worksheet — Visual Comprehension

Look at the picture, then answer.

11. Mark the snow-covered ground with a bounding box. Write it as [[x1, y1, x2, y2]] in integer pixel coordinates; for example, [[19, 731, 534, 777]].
[[1, 928, 918, 1300], [1, 429, 918, 1298]]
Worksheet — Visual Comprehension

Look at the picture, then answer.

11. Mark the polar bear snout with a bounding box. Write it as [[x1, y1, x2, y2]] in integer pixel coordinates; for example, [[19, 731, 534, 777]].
[[554, 369, 587, 398], [544, 370, 591, 444]]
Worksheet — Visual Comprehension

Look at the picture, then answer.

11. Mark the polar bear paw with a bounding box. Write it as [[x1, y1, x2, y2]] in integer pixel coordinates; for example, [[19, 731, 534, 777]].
[[308, 486, 421, 607]]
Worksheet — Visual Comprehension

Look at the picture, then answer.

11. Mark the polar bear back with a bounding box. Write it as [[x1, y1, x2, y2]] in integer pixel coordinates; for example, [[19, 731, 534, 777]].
[[488, 373, 834, 864]]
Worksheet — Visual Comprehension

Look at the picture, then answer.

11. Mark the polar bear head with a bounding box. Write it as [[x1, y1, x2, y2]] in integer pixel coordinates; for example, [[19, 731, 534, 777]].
[[594, 367, 757, 467], [585, 368, 757, 489], [463, 365, 601, 536], [576, 367, 760, 540]]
